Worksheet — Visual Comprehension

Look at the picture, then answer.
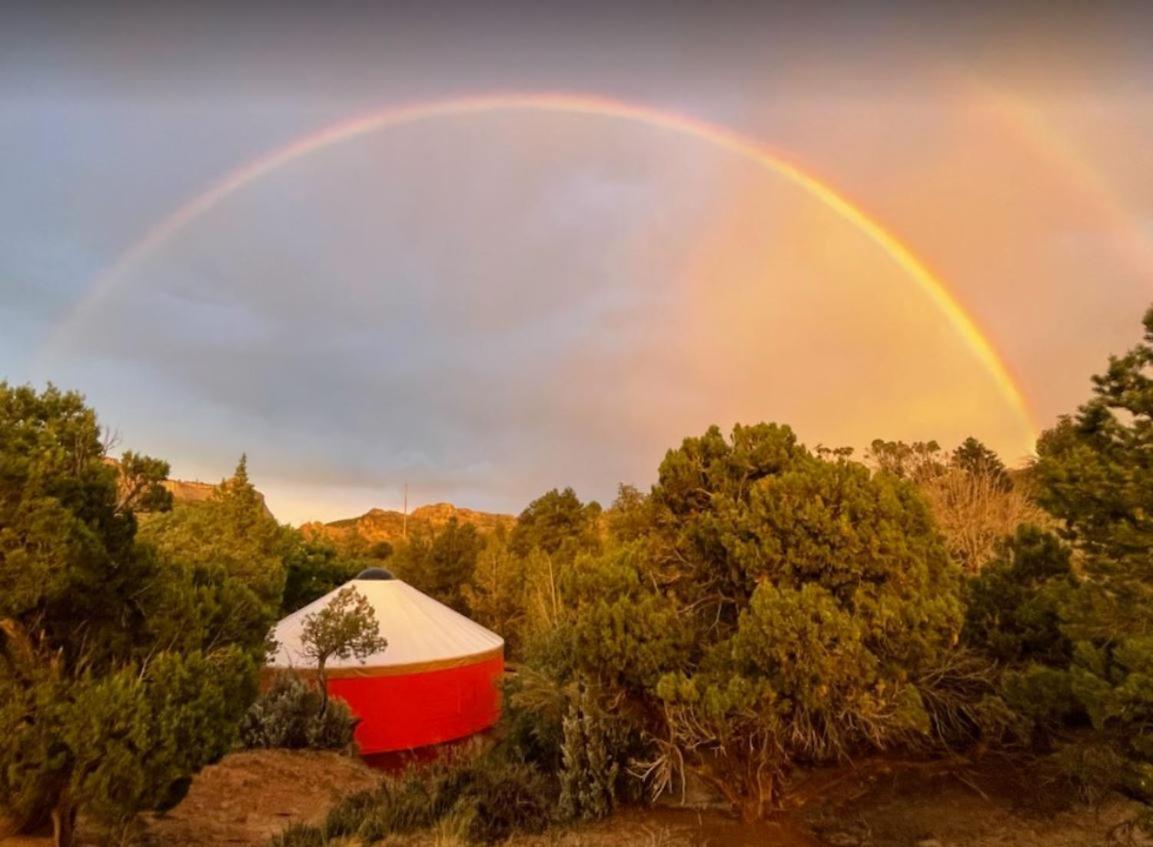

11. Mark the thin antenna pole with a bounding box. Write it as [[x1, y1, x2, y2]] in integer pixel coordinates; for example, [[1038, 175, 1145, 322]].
[[403, 482, 408, 540]]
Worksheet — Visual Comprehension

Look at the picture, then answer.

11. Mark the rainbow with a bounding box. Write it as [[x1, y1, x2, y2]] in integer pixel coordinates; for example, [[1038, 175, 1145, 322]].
[[964, 79, 1153, 283], [49, 92, 1037, 441]]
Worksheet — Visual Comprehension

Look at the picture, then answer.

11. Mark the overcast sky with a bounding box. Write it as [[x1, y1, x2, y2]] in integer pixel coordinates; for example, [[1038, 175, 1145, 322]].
[[3, 3, 1152, 523]]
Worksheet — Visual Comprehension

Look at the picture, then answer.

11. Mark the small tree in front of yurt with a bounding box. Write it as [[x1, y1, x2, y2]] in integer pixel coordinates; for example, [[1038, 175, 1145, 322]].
[[300, 586, 388, 717]]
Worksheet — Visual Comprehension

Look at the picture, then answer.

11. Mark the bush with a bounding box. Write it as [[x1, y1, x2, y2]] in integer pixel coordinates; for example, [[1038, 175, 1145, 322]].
[[239, 672, 356, 750], [277, 750, 554, 846], [360, 764, 470, 837], [963, 526, 1077, 667], [463, 758, 552, 843]]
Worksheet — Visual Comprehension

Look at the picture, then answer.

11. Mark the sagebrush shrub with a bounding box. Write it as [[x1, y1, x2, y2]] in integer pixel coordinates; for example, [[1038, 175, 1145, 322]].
[[239, 671, 356, 750], [558, 688, 624, 822]]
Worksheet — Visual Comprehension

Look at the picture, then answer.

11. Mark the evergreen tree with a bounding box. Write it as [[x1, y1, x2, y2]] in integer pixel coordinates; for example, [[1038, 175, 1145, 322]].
[[523, 423, 962, 819], [393, 517, 483, 613], [280, 532, 367, 614], [0, 384, 261, 846], [866, 438, 946, 482], [463, 528, 530, 655], [139, 456, 287, 651], [963, 525, 1076, 667], [951, 436, 1012, 490], [1031, 305, 1153, 796], [509, 487, 601, 558]]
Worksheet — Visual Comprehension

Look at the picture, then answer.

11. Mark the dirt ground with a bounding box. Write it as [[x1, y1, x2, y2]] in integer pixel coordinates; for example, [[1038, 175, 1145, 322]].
[[2, 749, 1149, 847], [797, 754, 1151, 847], [144, 750, 380, 846]]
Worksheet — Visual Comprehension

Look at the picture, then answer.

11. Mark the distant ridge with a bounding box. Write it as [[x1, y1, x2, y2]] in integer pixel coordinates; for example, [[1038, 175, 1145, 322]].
[[301, 502, 513, 547], [163, 476, 276, 519]]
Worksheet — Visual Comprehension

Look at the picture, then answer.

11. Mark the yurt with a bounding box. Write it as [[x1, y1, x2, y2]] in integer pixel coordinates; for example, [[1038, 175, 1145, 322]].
[[268, 568, 504, 754]]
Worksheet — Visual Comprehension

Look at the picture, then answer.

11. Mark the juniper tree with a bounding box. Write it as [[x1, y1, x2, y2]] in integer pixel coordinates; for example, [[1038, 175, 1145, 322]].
[[524, 423, 962, 820], [393, 517, 484, 614], [509, 487, 602, 559], [0, 384, 264, 846]]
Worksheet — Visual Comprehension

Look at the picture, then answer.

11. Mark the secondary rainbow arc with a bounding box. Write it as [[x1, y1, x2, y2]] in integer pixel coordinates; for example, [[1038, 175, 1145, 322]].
[[49, 92, 1038, 442]]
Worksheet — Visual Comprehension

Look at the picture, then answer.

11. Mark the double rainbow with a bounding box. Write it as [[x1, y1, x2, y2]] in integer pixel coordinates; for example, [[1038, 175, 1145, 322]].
[[50, 93, 1037, 441]]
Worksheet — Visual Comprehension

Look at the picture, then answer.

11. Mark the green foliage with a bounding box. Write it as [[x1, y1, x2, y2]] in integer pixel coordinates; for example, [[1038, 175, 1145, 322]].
[[525, 544, 689, 695], [286, 751, 552, 846], [462, 757, 552, 843], [140, 455, 286, 619], [0, 384, 268, 845], [508, 487, 601, 559], [393, 517, 484, 613], [963, 525, 1077, 666], [62, 648, 256, 825], [605, 483, 652, 542], [865, 437, 1037, 573], [866, 438, 945, 482], [951, 436, 1011, 488], [0, 384, 156, 667], [280, 533, 366, 614], [557, 686, 627, 822], [299, 586, 388, 716], [516, 423, 963, 819], [133, 461, 293, 668], [462, 530, 530, 656], [360, 764, 468, 836], [1010, 303, 1153, 797], [651, 424, 960, 649], [238, 671, 356, 750], [115, 451, 176, 514], [1000, 664, 1079, 732], [497, 669, 569, 773]]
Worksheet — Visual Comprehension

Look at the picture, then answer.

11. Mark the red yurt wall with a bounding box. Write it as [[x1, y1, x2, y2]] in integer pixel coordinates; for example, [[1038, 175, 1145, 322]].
[[327, 651, 503, 754]]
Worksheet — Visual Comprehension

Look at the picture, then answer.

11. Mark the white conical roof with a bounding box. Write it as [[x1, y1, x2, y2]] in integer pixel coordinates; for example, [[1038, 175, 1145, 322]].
[[269, 578, 503, 675]]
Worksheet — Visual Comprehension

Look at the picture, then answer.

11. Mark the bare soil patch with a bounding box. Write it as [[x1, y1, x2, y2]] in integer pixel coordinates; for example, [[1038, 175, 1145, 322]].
[[145, 749, 380, 846]]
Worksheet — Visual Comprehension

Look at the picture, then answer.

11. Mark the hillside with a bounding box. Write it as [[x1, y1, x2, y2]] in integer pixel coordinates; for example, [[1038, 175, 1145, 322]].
[[301, 502, 514, 549], [162, 476, 275, 518], [162, 477, 217, 505]]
